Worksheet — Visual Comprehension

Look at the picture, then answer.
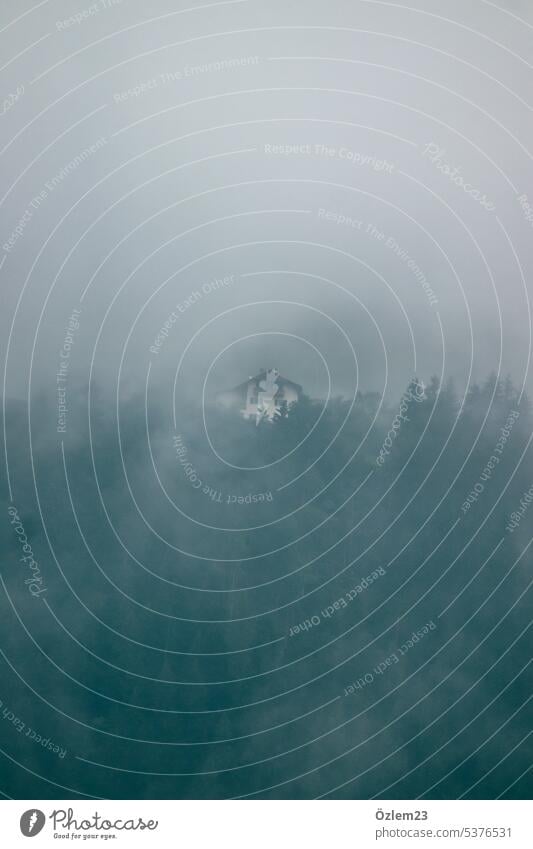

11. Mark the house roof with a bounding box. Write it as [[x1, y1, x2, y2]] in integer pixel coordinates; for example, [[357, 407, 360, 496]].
[[233, 371, 302, 394], [216, 371, 302, 401]]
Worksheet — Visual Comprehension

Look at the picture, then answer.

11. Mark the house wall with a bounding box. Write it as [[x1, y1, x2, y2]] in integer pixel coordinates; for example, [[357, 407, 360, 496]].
[[217, 376, 300, 418], [242, 380, 258, 418], [241, 379, 300, 419]]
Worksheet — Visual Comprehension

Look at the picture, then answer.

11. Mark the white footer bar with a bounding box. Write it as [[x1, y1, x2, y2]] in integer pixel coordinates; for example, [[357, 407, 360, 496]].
[[1, 799, 529, 847]]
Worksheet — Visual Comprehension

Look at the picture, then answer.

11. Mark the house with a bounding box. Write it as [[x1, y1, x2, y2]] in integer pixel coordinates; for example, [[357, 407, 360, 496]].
[[216, 368, 302, 422]]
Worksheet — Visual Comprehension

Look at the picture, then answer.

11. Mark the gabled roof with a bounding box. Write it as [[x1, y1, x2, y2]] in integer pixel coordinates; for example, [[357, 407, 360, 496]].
[[243, 371, 302, 392], [216, 371, 302, 402]]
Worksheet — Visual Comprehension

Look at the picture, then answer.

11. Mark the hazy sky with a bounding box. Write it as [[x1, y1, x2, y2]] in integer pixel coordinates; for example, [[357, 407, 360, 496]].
[[2, 0, 533, 407]]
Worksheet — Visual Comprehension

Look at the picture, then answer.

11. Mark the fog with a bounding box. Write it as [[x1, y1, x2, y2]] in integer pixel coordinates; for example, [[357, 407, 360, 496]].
[[1, 0, 532, 802]]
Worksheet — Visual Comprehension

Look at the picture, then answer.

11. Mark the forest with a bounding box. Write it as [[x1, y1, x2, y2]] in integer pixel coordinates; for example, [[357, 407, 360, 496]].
[[1, 374, 531, 799]]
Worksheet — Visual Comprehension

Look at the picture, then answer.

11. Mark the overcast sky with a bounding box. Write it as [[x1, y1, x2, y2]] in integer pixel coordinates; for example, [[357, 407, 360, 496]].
[[1, 0, 533, 409]]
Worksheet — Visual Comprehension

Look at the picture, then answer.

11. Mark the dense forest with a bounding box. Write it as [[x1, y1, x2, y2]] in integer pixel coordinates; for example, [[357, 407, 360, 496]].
[[1, 374, 531, 799]]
